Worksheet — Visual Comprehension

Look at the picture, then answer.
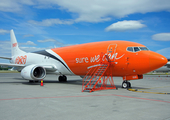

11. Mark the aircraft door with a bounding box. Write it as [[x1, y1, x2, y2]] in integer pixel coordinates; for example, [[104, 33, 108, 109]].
[[107, 44, 117, 62]]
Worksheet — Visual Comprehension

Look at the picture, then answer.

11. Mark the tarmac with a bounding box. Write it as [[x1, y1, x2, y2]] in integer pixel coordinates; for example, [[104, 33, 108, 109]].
[[0, 73, 170, 120]]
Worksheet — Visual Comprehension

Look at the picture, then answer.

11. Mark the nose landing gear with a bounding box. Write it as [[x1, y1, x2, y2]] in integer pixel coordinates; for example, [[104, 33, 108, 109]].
[[122, 81, 131, 88]]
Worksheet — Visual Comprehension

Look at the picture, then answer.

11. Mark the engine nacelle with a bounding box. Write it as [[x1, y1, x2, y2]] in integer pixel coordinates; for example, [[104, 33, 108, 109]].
[[21, 64, 46, 80]]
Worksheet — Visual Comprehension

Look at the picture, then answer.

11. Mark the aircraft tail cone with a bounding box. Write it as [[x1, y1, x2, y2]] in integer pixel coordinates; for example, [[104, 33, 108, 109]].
[[40, 79, 44, 86]]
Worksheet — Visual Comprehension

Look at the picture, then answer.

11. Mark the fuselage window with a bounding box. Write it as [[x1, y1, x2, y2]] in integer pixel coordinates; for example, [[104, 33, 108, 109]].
[[134, 47, 140, 52], [127, 47, 133, 52]]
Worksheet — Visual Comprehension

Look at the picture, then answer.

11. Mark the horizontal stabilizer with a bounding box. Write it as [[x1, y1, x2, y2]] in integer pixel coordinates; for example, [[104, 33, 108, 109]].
[[0, 63, 57, 72], [0, 63, 25, 67], [0, 57, 12, 60]]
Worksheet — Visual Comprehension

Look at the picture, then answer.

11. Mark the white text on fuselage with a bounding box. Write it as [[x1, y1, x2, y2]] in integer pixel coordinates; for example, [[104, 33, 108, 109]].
[[75, 53, 124, 63]]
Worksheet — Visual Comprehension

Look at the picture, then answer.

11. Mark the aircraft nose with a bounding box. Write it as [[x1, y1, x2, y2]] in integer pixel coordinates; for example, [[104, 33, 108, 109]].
[[149, 51, 168, 71]]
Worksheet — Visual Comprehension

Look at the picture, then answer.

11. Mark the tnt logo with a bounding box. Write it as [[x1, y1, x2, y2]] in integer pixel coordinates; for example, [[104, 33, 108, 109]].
[[15, 55, 27, 64], [13, 43, 17, 47]]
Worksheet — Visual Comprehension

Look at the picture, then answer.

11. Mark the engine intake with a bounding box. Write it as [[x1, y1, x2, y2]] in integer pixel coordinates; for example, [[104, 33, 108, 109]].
[[21, 65, 46, 80]]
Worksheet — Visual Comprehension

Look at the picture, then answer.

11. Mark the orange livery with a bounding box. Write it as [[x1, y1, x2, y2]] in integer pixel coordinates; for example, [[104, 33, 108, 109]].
[[0, 30, 167, 89]]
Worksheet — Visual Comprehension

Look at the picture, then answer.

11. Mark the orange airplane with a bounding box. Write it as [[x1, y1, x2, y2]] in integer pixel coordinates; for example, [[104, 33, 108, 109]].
[[0, 30, 168, 89]]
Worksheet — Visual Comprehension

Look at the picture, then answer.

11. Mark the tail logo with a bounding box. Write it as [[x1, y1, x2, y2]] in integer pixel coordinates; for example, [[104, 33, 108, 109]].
[[13, 43, 17, 47], [15, 55, 27, 64]]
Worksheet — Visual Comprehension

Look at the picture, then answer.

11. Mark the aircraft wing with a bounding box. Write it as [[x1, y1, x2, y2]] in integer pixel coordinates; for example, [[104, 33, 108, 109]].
[[42, 65, 57, 71]]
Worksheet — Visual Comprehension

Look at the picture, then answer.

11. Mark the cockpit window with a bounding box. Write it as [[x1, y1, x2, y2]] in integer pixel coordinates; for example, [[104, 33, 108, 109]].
[[134, 47, 140, 52], [139, 47, 149, 51], [127, 46, 149, 52], [127, 47, 133, 52]]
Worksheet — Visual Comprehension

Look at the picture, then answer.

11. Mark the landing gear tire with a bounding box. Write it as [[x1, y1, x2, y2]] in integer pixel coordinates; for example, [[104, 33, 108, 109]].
[[59, 75, 67, 82], [122, 81, 131, 88], [29, 80, 34, 83], [29, 80, 39, 83], [128, 82, 131, 88], [35, 80, 39, 83], [59, 76, 62, 82]]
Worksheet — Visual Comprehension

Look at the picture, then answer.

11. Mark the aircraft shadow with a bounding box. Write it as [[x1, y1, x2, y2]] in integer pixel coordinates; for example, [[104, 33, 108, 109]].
[[0, 78, 148, 89]]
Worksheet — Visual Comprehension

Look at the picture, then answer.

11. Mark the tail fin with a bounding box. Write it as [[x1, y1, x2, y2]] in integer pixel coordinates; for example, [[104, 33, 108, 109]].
[[10, 29, 26, 56]]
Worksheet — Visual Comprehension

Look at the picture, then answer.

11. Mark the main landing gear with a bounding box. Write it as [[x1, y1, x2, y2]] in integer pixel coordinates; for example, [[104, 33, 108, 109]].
[[122, 81, 131, 88], [58, 75, 67, 82], [29, 80, 39, 83]]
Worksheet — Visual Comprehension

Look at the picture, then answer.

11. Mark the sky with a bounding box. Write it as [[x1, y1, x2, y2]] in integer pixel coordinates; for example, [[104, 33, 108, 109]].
[[0, 0, 170, 63]]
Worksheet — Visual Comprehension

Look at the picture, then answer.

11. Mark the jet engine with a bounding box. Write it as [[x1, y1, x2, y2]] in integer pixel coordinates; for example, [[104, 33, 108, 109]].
[[21, 64, 46, 80]]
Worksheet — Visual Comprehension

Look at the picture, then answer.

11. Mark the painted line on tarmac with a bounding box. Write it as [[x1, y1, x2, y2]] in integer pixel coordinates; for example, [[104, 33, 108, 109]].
[[128, 88, 170, 95], [144, 77, 170, 80], [111, 94, 170, 103], [138, 86, 170, 90], [0, 94, 170, 103]]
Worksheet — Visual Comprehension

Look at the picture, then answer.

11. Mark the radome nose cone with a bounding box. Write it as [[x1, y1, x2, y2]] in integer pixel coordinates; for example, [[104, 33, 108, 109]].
[[149, 51, 168, 71]]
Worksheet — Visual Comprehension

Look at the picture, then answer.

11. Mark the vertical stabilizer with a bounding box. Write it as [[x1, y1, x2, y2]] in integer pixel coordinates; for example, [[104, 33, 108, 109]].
[[10, 29, 26, 56]]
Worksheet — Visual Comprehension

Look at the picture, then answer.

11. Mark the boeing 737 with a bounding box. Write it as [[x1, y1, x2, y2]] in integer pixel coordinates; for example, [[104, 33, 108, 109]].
[[0, 30, 168, 88]]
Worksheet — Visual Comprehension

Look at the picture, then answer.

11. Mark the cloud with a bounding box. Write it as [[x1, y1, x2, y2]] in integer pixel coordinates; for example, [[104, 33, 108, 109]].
[[0, 29, 9, 34], [23, 34, 34, 38], [1, 0, 170, 23], [20, 47, 47, 52], [52, 0, 170, 23], [0, 40, 46, 59], [0, 41, 11, 63], [19, 41, 36, 46], [37, 38, 75, 47], [0, 0, 34, 12], [105, 20, 146, 32], [37, 38, 66, 47], [152, 33, 170, 41], [29, 19, 74, 26], [37, 39, 56, 43], [156, 47, 170, 58], [0, 41, 11, 55]]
